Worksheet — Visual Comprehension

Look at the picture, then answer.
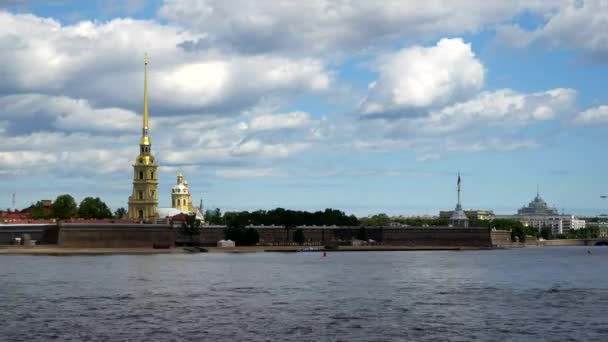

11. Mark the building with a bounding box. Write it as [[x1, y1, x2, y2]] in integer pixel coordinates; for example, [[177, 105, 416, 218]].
[[172, 172, 193, 212], [127, 54, 159, 222], [449, 174, 469, 228], [157, 172, 205, 222], [439, 209, 495, 221], [517, 191, 559, 215], [512, 214, 586, 235], [499, 191, 585, 235]]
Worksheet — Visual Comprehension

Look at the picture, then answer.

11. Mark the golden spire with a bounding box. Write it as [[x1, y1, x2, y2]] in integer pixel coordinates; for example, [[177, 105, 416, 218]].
[[177, 169, 183, 184], [140, 53, 151, 146], [143, 53, 149, 130]]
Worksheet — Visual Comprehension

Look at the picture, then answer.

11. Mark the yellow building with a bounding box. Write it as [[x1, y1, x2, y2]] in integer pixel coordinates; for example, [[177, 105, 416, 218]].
[[128, 55, 158, 222], [157, 171, 205, 222], [172, 171, 193, 212]]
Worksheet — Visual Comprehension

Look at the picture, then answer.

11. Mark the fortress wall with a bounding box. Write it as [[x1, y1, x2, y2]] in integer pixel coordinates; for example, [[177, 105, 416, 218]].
[[58, 223, 175, 248], [199, 226, 499, 247], [0, 225, 58, 244]]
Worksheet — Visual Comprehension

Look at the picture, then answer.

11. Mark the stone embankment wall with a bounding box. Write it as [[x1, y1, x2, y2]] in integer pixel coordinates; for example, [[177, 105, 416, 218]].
[[0, 224, 58, 244], [58, 223, 175, 248], [197, 226, 505, 247]]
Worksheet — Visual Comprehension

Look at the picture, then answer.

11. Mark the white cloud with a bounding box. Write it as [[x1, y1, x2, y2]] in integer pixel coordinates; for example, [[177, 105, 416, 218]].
[[215, 167, 286, 178], [0, 11, 332, 116], [247, 111, 312, 131], [394, 88, 577, 136], [496, 2, 608, 61], [159, 0, 559, 55], [361, 38, 485, 117], [574, 105, 608, 124], [348, 87, 576, 159], [0, 94, 140, 132]]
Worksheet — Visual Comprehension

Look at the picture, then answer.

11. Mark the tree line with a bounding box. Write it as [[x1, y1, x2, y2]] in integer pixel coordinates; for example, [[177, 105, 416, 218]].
[[29, 194, 125, 220], [204, 208, 359, 227]]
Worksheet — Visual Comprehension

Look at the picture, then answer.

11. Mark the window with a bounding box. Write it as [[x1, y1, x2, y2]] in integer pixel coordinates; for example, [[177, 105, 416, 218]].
[[138, 191, 143, 200], [151, 191, 155, 198], [139, 171, 144, 180], [150, 171, 154, 179]]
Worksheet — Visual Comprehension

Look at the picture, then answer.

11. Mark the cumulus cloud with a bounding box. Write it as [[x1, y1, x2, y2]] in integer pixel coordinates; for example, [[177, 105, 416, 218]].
[[215, 167, 286, 179], [0, 11, 332, 116], [361, 38, 485, 118], [349, 87, 576, 159], [496, 1, 608, 61], [246, 112, 312, 131], [573, 105, 608, 124], [159, 0, 559, 55], [391, 88, 577, 136], [0, 94, 140, 133]]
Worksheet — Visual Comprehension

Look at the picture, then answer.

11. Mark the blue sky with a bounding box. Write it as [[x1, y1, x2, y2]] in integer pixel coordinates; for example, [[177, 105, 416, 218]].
[[1, 0, 608, 216]]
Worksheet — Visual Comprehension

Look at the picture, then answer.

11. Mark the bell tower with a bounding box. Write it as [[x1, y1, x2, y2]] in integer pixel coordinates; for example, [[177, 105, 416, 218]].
[[128, 54, 158, 222]]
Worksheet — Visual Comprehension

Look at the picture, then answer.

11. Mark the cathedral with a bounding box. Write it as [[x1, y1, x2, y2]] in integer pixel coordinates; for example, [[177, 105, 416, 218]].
[[127, 55, 204, 222]]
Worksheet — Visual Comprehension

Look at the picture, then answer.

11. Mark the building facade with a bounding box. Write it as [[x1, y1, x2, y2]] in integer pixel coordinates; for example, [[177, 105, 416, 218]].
[[172, 172, 193, 212], [439, 210, 495, 221], [501, 191, 584, 235], [127, 55, 158, 222]]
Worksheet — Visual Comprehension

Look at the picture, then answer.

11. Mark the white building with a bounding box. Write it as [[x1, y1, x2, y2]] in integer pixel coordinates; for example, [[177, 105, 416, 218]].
[[500, 191, 585, 235], [510, 214, 586, 235]]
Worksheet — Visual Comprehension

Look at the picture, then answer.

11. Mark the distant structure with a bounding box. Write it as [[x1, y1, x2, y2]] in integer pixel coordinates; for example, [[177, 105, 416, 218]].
[[127, 54, 159, 222], [172, 171, 192, 212], [440, 209, 495, 221], [517, 189, 559, 215], [449, 173, 469, 228], [498, 189, 585, 235], [157, 171, 205, 222]]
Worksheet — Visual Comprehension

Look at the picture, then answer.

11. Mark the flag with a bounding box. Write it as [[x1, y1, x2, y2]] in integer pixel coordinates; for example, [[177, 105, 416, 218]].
[[457, 174, 461, 186]]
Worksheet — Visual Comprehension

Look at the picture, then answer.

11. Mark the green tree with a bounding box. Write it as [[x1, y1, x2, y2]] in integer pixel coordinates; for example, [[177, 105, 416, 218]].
[[356, 226, 369, 241], [30, 201, 48, 219], [360, 213, 391, 226], [223, 220, 259, 246], [205, 208, 223, 224], [180, 214, 202, 245], [540, 226, 553, 240], [78, 197, 113, 219], [51, 194, 77, 220], [293, 228, 305, 245], [243, 228, 259, 246], [114, 207, 127, 219]]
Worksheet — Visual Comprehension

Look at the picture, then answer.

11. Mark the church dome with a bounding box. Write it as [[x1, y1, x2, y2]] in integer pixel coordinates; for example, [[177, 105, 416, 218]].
[[172, 183, 189, 194]]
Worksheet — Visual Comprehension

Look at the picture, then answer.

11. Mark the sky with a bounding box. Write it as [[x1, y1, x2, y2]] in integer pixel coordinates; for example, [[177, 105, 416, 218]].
[[1, 0, 608, 216]]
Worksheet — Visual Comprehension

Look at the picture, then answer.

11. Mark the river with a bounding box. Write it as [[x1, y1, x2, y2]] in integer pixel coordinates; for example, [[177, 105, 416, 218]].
[[1, 247, 607, 341]]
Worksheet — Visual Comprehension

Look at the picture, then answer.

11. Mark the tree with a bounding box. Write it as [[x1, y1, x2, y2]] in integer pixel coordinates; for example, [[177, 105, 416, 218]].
[[114, 207, 127, 219], [205, 208, 223, 224], [356, 226, 369, 241], [224, 220, 259, 246], [540, 226, 553, 240], [243, 228, 259, 246], [78, 197, 113, 219], [30, 201, 48, 219], [51, 194, 77, 220], [359, 213, 391, 226], [293, 228, 305, 245], [180, 214, 202, 245]]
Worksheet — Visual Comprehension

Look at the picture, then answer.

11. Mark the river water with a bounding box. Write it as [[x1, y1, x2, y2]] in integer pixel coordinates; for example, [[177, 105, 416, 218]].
[[1, 247, 607, 341]]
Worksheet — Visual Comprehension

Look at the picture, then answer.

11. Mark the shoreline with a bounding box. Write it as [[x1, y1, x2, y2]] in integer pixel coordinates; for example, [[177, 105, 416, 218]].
[[0, 242, 596, 255], [0, 245, 505, 255]]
